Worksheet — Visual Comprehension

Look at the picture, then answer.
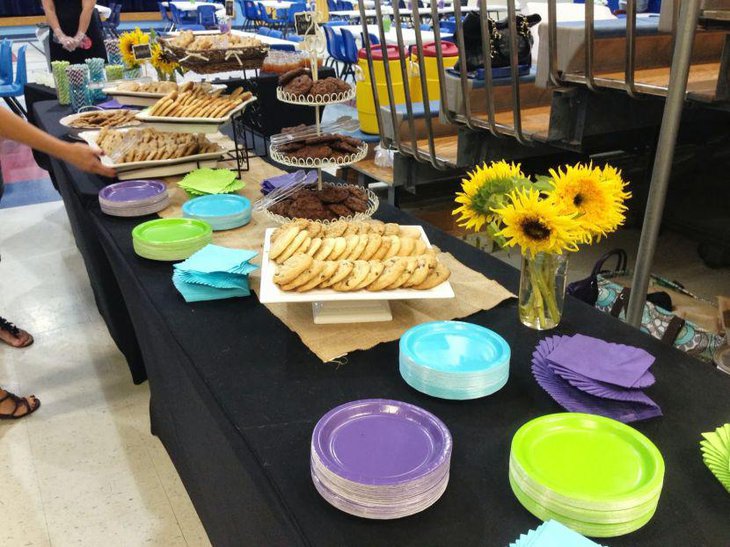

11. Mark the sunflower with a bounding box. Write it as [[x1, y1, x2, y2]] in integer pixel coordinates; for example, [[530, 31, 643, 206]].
[[453, 161, 528, 232], [492, 188, 583, 257], [119, 28, 150, 69], [548, 163, 631, 242], [150, 42, 178, 77]]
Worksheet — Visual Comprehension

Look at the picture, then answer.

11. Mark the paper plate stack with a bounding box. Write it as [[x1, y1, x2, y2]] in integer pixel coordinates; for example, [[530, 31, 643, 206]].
[[700, 423, 730, 493], [182, 194, 251, 231], [311, 399, 452, 519], [177, 168, 245, 197], [399, 321, 510, 400], [132, 218, 212, 261], [509, 413, 665, 538], [98, 180, 169, 217]]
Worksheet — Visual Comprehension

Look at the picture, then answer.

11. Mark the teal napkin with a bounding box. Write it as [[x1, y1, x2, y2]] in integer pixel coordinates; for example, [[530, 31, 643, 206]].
[[510, 520, 603, 547], [172, 244, 259, 303]]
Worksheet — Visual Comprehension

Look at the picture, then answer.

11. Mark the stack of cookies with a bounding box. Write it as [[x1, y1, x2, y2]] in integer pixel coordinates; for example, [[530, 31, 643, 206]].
[[268, 219, 451, 292], [268, 183, 370, 222], [278, 68, 352, 100], [273, 126, 364, 163], [146, 82, 252, 120]]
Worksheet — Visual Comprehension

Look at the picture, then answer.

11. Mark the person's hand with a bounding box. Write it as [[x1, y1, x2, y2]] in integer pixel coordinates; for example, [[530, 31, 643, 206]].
[[53, 28, 77, 52], [64, 143, 116, 177]]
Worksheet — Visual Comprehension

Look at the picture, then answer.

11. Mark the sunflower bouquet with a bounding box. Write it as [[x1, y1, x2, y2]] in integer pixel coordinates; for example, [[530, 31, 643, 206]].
[[454, 160, 630, 329], [119, 28, 183, 81]]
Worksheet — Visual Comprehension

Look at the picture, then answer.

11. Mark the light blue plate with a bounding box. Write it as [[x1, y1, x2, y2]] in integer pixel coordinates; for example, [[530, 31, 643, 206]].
[[182, 194, 251, 219], [400, 321, 510, 374]]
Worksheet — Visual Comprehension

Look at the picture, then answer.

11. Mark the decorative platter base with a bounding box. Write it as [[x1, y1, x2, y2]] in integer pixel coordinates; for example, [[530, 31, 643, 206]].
[[276, 86, 356, 106]]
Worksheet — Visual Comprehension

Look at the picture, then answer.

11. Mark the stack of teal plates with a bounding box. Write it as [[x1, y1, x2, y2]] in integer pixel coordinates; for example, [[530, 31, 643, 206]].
[[182, 194, 251, 231], [399, 321, 510, 400], [132, 218, 213, 261], [509, 413, 665, 538]]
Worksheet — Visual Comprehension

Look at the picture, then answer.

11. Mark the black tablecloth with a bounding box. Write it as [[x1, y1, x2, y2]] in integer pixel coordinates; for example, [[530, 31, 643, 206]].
[[35, 101, 730, 546]]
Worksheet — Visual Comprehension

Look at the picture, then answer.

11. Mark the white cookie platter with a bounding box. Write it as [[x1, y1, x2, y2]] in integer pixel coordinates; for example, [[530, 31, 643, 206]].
[[258, 226, 454, 323]]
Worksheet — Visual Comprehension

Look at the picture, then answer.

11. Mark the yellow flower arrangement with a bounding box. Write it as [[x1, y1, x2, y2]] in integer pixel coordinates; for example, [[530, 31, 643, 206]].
[[548, 163, 631, 242], [492, 188, 582, 257], [119, 27, 150, 69], [453, 161, 527, 232]]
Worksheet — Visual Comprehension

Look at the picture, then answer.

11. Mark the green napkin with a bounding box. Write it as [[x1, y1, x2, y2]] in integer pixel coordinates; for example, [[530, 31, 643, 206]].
[[700, 423, 730, 493], [178, 168, 246, 196]]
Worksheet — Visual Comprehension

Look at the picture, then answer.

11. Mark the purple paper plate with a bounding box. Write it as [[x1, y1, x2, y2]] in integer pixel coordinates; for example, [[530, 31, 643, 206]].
[[312, 399, 452, 486], [99, 180, 167, 203]]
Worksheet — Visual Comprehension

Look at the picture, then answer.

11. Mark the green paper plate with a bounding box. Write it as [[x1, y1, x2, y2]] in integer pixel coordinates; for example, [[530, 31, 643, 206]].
[[509, 465, 660, 524], [511, 414, 664, 509], [133, 218, 212, 244], [509, 474, 657, 538]]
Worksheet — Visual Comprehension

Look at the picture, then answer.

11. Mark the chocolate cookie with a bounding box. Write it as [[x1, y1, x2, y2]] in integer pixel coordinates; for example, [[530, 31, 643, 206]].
[[284, 74, 314, 96], [277, 141, 305, 153], [304, 134, 338, 145], [269, 200, 292, 216], [317, 185, 349, 203], [331, 139, 360, 154], [340, 135, 363, 147], [344, 196, 368, 213], [347, 186, 367, 201], [278, 67, 310, 87], [310, 78, 340, 96], [290, 199, 328, 221], [327, 203, 353, 217]]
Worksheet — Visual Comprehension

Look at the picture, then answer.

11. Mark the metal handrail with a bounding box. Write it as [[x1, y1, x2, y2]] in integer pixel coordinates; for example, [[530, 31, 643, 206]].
[[506, 0, 529, 144], [624, 0, 641, 98], [583, 0, 598, 92]]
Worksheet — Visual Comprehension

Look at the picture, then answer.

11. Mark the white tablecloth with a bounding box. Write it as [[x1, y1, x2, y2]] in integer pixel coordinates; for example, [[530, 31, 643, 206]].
[[167, 1, 225, 12]]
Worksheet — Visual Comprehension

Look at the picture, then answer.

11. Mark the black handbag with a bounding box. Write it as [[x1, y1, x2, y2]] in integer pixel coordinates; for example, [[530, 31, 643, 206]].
[[455, 13, 541, 73], [567, 249, 628, 306]]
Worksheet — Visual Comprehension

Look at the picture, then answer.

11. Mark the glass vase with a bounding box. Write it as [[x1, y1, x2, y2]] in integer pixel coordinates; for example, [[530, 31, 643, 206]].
[[518, 252, 568, 330]]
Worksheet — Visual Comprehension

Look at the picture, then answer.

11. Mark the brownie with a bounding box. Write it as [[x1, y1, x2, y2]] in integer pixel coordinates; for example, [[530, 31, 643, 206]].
[[278, 67, 310, 87]]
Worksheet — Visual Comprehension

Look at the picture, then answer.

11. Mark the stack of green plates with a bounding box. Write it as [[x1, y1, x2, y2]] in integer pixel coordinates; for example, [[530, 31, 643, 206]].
[[700, 423, 730, 493], [132, 218, 212, 261], [509, 413, 664, 538], [177, 168, 245, 197]]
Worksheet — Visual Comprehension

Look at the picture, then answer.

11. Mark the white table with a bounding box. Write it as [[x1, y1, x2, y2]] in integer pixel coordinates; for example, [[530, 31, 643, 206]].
[[166, 1, 225, 12], [334, 25, 453, 46], [258, 0, 294, 9], [328, 5, 492, 18]]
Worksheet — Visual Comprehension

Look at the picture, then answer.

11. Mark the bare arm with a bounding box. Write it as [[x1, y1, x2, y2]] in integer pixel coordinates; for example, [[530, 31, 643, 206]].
[[41, 0, 63, 37], [76, 0, 97, 37], [0, 110, 115, 177]]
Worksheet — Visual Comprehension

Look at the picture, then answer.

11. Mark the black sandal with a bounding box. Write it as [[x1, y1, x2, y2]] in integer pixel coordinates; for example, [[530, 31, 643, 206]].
[[0, 391, 41, 420], [0, 316, 34, 348]]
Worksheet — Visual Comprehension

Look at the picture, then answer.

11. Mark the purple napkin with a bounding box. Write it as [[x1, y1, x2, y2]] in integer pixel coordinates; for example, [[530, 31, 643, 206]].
[[261, 170, 317, 195], [95, 99, 125, 110], [546, 333, 655, 388], [532, 336, 662, 424]]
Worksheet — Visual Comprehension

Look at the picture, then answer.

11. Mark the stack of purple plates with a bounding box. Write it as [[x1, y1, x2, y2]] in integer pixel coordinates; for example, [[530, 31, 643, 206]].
[[99, 180, 170, 217], [311, 399, 452, 519]]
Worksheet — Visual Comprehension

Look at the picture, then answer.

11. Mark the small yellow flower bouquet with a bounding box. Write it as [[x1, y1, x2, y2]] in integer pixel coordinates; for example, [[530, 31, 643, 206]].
[[119, 28, 182, 81], [453, 161, 631, 329]]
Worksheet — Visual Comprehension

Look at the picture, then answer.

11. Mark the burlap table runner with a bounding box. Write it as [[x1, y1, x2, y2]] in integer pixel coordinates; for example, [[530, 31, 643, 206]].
[[158, 158, 515, 362]]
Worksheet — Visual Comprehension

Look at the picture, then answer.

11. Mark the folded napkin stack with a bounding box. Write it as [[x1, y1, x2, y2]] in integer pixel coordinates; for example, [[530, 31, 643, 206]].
[[172, 244, 258, 302], [260, 169, 317, 195], [510, 520, 604, 547], [700, 423, 730, 493], [178, 168, 245, 197], [532, 334, 662, 423]]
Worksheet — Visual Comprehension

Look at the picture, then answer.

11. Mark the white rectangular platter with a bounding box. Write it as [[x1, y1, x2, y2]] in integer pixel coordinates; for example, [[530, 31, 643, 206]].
[[102, 83, 227, 107], [134, 96, 257, 134], [78, 129, 232, 175], [59, 111, 141, 139], [259, 226, 455, 304]]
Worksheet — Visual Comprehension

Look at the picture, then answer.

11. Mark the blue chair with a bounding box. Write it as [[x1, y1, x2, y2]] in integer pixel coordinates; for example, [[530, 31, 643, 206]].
[[240, 0, 260, 29], [268, 28, 284, 39], [197, 4, 218, 27], [0, 44, 27, 118], [170, 5, 205, 30], [157, 2, 174, 31], [102, 3, 122, 37], [323, 24, 343, 72], [257, 26, 272, 36], [326, 20, 348, 26], [361, 32, 379, 46], [270, 43, 296, 51], [336, 0, 353, 9], [257, 3, 282, 29], [339, 28, 358, 81], [327, 0, 338, 10], [0, 39, 12, 86], [282, 1, 307, 36]]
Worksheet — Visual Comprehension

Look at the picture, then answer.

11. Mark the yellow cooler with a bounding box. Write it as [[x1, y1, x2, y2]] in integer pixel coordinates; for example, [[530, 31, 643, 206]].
[[356, 45, 406, 135], [409, 41, 459, 103]]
